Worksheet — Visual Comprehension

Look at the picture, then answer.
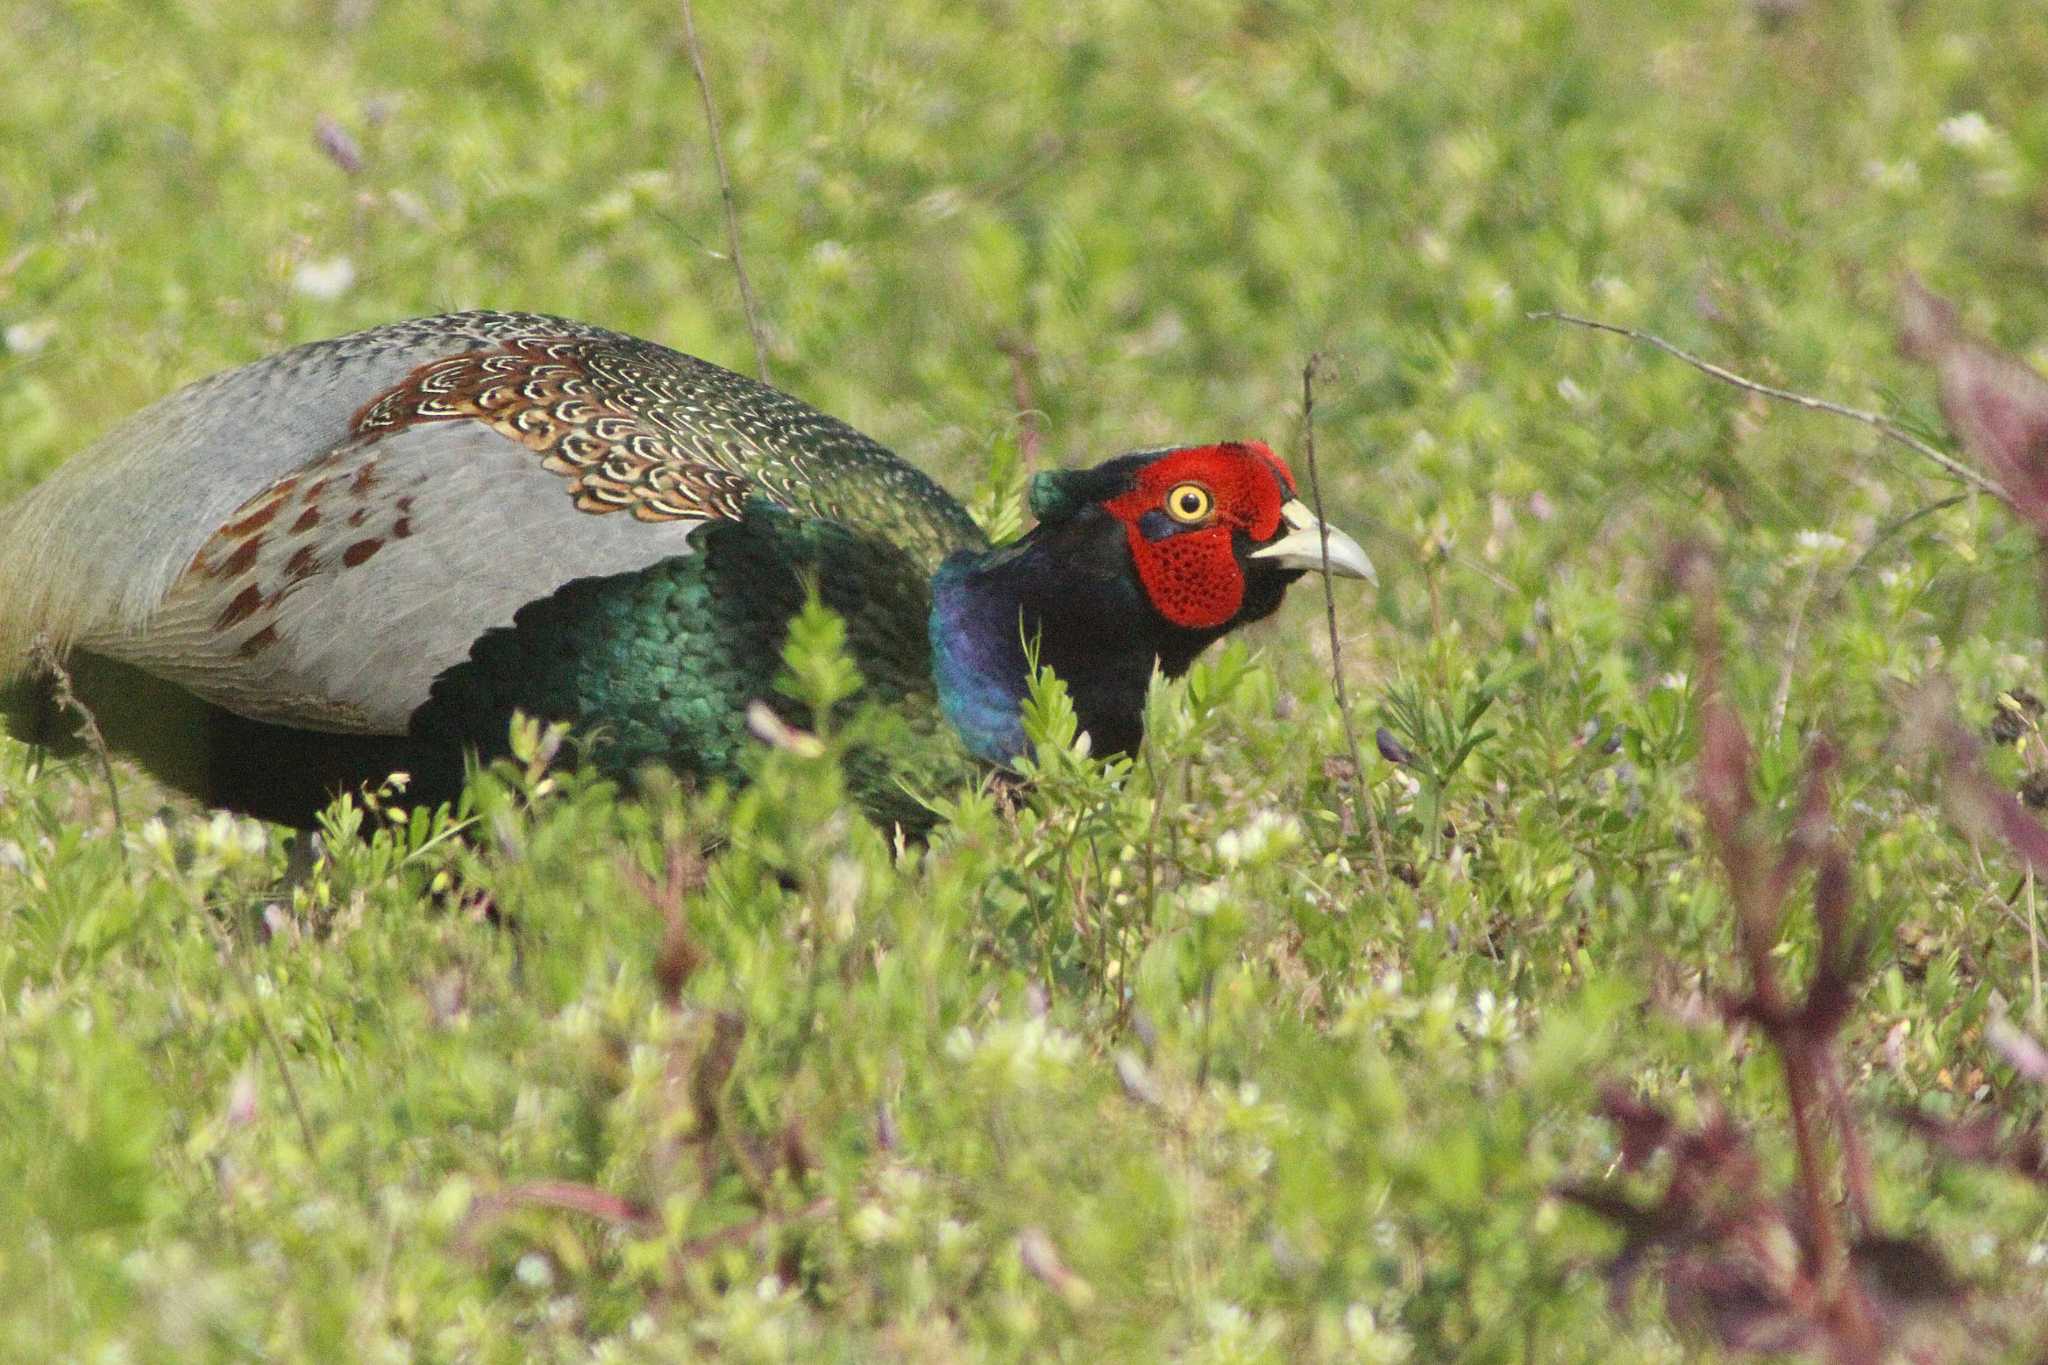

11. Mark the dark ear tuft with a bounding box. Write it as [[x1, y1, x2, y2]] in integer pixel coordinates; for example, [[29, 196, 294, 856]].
[[1028, 469, 1091, 523], [1029, 454, 1153, 524]]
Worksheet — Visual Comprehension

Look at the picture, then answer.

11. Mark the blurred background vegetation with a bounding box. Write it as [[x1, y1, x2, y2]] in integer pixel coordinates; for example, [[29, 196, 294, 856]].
[[5, 0, 2048, 1357]]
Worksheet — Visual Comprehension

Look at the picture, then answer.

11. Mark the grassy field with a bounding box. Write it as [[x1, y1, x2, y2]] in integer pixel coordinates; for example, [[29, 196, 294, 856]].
[[6, 0, 2048, 1357]]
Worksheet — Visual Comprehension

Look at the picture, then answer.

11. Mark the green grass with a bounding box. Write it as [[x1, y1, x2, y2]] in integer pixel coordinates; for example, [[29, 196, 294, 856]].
[[6, 0, 2048, 1357]]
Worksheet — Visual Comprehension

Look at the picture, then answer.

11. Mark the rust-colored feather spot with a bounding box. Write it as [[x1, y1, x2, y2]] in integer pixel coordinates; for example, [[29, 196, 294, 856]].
[[236, 625, 281, 658], [215, 584, 265, 631], [283, 545, 322, 582], [221, 493, 288, 539], [174, 441, 410, 660], [349, 336, 756, 523], [217, 534, 265, 580]]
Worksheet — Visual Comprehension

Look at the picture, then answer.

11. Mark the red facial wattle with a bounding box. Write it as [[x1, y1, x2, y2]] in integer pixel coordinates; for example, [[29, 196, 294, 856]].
[[1104, 442, 1294, 631]]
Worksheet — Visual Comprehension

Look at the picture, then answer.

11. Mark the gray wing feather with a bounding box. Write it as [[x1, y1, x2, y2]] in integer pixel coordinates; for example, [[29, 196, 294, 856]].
[[87, 423, 706, 734], [0, 312, 628, 670]]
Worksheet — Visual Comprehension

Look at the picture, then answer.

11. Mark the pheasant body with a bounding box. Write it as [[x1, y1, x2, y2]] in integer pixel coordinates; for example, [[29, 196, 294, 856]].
[[414, 503, 958, 828], [0, 312, 1371, 828]]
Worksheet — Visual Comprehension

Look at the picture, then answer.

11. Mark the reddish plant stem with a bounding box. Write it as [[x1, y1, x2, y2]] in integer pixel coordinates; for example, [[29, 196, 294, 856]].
[[1689, 557, 1874, 1351]]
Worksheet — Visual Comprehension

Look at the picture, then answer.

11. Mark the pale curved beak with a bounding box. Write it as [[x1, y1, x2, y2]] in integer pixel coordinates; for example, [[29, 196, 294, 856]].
[[1250, 500, 1376, 583]]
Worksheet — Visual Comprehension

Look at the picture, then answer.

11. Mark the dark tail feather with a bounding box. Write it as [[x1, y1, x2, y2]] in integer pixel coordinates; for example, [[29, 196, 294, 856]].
[[2, 651, 467, 828]]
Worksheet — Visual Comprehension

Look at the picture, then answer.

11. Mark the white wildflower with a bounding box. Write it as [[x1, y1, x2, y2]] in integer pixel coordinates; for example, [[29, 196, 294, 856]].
[[1793, 529, 1848, 555], [1344, 1302, 1414, 1360], [947, 1015, 1080, 1089], [849, 1202, 901, 1246], [290, 256, 355, 300], [1216, 809, 1302, 868], [4, 318, 56, 355], [826, 856, 863, 939], [1592, 275, 1635, 306], [1937, 111, 1995, 151]]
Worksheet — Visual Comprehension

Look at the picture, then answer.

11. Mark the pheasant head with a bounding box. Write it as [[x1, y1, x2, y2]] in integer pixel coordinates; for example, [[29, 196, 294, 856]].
[[928, 440, 1372, 764]]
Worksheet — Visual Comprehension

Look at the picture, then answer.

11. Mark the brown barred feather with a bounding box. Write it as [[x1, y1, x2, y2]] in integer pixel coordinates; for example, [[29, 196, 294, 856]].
[[349, 337, 760, 524]]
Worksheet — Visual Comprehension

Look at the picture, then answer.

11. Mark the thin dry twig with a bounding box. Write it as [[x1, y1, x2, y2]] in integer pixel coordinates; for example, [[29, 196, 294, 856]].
[[679, 0, 773, 384], [1845, 493, 1969, 579], [1301, 356, 1388, 879], [1000, 335, 1044, 475], [1769, 559, 1821, 744], [1531, 310, 2009, 505], [204, 914, 319, 1161], [1819, 1052, 1875, 1227], [29, 637, 125, 851]]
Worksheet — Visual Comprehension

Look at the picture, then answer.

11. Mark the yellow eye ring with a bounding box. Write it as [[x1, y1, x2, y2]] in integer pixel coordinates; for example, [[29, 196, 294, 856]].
[[1164, 482, 1214, 524]]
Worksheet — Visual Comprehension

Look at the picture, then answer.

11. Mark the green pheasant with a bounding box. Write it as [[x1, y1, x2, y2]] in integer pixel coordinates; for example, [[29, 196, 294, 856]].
[[0, 312, 1372, 828]]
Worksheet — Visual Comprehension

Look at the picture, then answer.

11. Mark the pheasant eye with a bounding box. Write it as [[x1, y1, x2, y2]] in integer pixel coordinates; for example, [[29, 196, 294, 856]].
[[1164, 482, 1213, 524]]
